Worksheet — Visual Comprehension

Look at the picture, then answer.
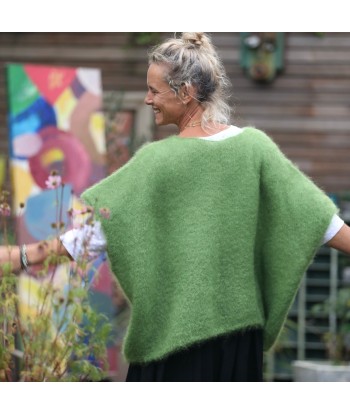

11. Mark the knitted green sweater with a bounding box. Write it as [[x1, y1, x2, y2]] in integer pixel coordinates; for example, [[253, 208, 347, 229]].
[[81, 127, 338, 364]]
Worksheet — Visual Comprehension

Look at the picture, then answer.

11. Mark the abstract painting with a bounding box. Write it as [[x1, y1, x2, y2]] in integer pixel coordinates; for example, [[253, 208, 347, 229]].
[[6, 63, 124, 379]]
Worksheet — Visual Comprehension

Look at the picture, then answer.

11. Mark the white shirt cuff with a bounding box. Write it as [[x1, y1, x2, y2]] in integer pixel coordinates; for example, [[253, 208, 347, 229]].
[[322, 214, 344, 245], [60, 221, 107, 262]]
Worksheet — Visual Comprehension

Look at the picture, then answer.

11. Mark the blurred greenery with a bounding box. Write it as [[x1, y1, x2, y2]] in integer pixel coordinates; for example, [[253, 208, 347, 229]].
[[312, 288, 350, 363]]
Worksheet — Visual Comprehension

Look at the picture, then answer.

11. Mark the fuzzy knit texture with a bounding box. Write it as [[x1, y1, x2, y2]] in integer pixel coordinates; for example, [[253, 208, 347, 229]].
[[81, 127, 338, 364]]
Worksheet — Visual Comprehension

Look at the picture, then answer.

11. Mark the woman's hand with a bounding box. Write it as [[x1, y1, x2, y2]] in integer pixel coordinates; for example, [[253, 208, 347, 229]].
[[0, 239, 71, 278]]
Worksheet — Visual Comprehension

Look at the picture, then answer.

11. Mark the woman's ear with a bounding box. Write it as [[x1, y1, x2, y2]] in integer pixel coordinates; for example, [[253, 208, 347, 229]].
[[179, 84, 195, 104]]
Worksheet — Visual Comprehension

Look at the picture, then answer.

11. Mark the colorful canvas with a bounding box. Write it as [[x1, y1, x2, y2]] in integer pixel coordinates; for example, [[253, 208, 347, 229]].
[[6, 63, 123, 378]]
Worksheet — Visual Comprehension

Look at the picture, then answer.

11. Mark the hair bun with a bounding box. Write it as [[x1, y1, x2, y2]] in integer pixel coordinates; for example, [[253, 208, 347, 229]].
[[182, 32, 206, 47]]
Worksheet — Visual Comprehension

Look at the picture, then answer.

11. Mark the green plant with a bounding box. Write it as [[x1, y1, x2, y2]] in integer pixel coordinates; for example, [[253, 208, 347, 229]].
[[128, 32, 161, 47], [0, 176, 112, 381], [312, 287, 350, 364]]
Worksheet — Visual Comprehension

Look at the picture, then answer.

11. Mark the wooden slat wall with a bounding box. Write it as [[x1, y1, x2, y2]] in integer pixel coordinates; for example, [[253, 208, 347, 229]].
[[1, 32, 350, 193], [225, 33, 350, 193]]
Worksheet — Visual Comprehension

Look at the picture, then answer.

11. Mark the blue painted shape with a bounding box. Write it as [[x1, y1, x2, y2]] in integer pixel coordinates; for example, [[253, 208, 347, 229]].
[[24, 184, 72, 241], [9, 97, 57, 159]]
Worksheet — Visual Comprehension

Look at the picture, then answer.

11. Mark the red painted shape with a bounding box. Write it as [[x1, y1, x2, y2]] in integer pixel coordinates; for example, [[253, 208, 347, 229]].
[[25, 64, 76, 104]]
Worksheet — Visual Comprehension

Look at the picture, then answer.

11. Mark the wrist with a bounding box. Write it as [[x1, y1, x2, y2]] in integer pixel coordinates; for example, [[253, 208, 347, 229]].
[[0, 246, 21, 275]]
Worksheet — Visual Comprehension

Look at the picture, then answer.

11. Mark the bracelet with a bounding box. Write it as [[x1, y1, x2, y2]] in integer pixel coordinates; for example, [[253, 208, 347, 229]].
[[19, 244, 29, 272]]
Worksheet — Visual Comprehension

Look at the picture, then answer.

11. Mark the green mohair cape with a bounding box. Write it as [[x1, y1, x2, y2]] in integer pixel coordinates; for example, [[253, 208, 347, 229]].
[[81, 127, 338, 364]]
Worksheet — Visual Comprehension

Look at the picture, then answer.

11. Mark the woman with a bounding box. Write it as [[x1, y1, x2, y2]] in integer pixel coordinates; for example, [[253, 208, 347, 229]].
[[1, 32, 350, 382]]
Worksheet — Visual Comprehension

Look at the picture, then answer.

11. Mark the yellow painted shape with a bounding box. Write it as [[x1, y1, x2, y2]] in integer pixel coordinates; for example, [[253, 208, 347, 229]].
[[0, 155, 5, 190], [41, 148, 65, 166], [71, 195, 89, 227], [89, 112, 106, 154], [18, 262, 70, 323], [54, 88, 77, 130], [17, 264, 71, 375], [11, 164, 34, 211]]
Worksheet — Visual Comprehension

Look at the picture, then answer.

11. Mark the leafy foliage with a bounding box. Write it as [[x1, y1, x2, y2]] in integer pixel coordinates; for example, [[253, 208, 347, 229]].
[[0, 182, 112, 381], [312, 287, 350, 363]]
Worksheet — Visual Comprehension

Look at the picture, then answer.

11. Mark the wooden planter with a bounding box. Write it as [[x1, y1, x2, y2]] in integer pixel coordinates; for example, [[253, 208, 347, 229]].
[[292, 360, 350, 382]]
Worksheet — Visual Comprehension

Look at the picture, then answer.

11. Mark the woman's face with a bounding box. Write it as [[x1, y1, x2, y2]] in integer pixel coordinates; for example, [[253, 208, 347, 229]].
[[144, 63, 185, 127]]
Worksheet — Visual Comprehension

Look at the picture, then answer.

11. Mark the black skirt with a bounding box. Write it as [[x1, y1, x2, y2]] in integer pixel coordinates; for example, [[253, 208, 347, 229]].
[[126, 328, 263, 382]]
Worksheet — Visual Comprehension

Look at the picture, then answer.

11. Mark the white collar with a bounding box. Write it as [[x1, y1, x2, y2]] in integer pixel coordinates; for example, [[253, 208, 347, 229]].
[[199, 125, 243, 141]]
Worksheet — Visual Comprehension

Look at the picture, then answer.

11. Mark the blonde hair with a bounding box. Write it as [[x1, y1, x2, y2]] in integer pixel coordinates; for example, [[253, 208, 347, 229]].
[[148, 32, 232, 130]]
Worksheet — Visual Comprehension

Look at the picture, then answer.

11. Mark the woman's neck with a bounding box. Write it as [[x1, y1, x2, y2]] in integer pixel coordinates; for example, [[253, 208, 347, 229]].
[[177, 102, 229, 138], [178, 102, 203, 134]]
